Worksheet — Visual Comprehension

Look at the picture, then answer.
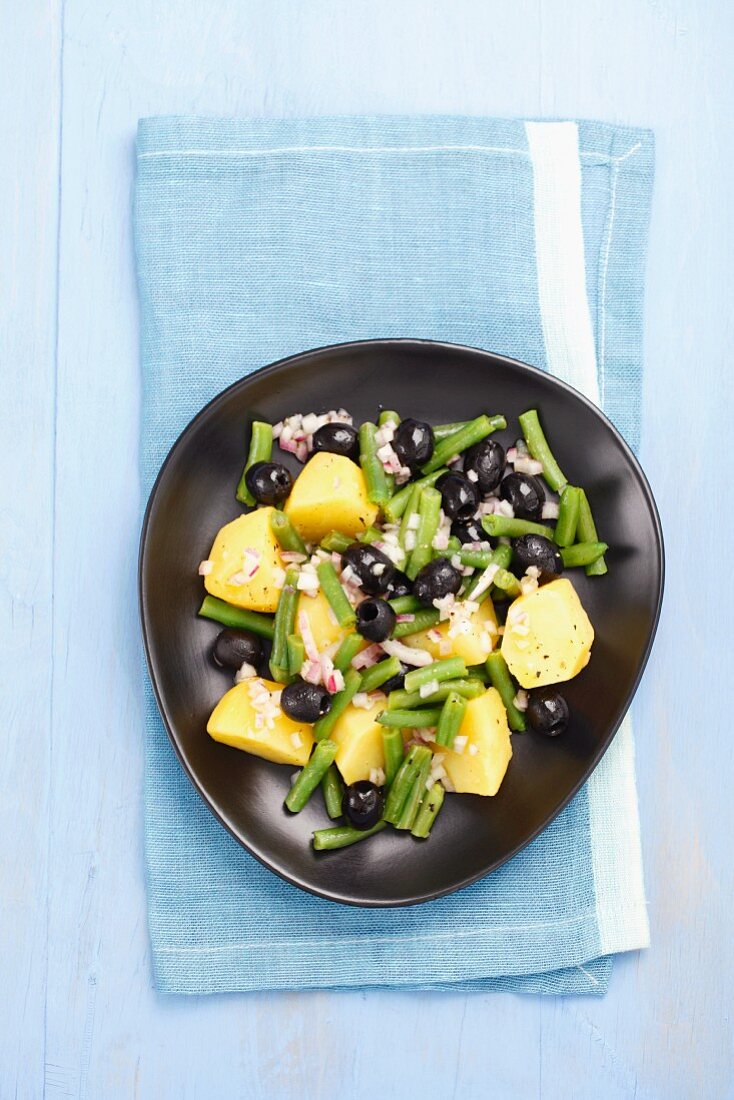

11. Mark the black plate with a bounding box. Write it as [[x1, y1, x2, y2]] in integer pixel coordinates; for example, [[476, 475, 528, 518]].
[[140, 340, 664, 907]]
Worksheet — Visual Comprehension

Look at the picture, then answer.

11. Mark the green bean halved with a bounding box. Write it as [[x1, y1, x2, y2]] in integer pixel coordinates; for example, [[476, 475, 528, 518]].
[[422, 414, 505, 474], [389, 678, 484, 711], [269, 566, 300, 682], [411, 782, 445, 838], [391, 607, 441, 638], [316, 559, 356, 628], [388, 594, 422, 614], [378, 708, 443, 729], [235, 421, 273, 505], [320, 764, 345, 820], [198, 596, 275, 640], [313, 668, 362, 741], [518, 409, 568, 493], [312, 821, 387, 851], [285, 740, 338, 813], [576, 489, 608, 576], [434, 691, 467, 749], [485, 651, 526, 732], [404, 656, 467, 693], [333, 632, 364, 673], [554, 485, 581, 547], [320, 530, 352, 553], [381, 728, 405, 788], [287, 634, 305, 677], [359, 422, 391, 505], [383, 745, 431, 824], [383, 468, 447, 523], [358, 656, 402, 694], [270, 510, 307, 555], [560, 541, 608, 568], [406, 486, 442, 579], [395, 753, 433, 830], [482, 514, 555, 541], [398, 483, 422, 552]]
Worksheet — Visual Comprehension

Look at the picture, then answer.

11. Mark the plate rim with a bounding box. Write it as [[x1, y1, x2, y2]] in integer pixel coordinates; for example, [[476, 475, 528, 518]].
[[139, 337, 665, 907]]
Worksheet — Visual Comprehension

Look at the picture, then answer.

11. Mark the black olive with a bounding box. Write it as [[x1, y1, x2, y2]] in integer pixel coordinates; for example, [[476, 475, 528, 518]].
[[512, 534, 563, 582], [413, 558, 463, 607], [499, 472, 545, 520], [356, 597, 396, 643], [392, 418, 434, 470], [464, 439, 506, 493], [244, 461, 293, 506], [375, 656, 409, 693], [436, 471, 479, 521], [280, 680, 332, 724], [212, 628, 263, 671], [342, 780, 384, 829], [341, 543, 396, 596], [312, 422, 360, 462], [451, 517, 486, 545], [384, 569, 412, 600], [527, 688, 569, 737]]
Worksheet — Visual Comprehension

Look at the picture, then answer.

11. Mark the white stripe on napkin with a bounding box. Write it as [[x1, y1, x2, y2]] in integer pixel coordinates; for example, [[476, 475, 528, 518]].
[[525, 121, 649, 956]]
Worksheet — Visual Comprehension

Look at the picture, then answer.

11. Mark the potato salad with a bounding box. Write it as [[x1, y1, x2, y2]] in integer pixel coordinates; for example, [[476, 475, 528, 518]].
[[198, 407, 606, 850]]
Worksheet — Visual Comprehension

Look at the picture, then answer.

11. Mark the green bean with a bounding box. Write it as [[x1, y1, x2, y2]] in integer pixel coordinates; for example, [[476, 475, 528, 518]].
[[388, 679, 484, 710], [388, 594, 422, 614], [576, 489, 608, 576], [485, 652, 526, 732], [391, 607, 441, 637], [466, 663, 490, 682], [383, 745, 432, 824], [378, 410, 400, 426], [383, 468, 447, 522], [518, 409, 568, 493], [411, 781, 445, 838], [320, 530, 352, 553], [482, 515, 555, 540], [560, 541, 608, 568], [285, 740, 338, 813], [313, 668, 362, 741], [359, 656, 402, 694], [395, 753, 433, 830], [198, 596, 275, 640], [381, 728, 405, 788], [434, 691, 467, 749], [316, 560, 356, 629], [287, 634, 305, 677], [432, 421, 468, 440], [492, 567, 521, 598], [359, 525, 383, 544], [269, 510, 308, 556], [404, 657, 467, 693], [554, 485, 581, 547], [406, 487, 442, 578], [397, 483, 422, 551], [312, 821, 387, 851], [359, 422, 391, 505], [378, 708, 443, 729], [333, 632, 364, 673], [461, 545, 512, 600], [422, 414, 506, 474], [235, 421, 273, 505], [269, 566, 300, 682], [320, 764, 345, 820]]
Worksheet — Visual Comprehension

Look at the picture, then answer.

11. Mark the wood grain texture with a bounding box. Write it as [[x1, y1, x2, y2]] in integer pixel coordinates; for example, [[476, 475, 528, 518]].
[[3, 0, 733, 1096]]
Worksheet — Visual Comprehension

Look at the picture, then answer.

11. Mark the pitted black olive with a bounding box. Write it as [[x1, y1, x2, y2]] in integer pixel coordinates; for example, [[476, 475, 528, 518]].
[[451, 517, 486, 545], [499, 472, 545, 520], [312, 423, 360, 462], [341, 544, 396, 596], [464, 439, 506, 493], [527, 688, 569, 737], [280, 680, 332, 724], [244, 461, 293, 505], [392, 418, 434, 470], [512, 534, 563, 581], [413, 558, 463, 607], [356, 597, 396, 643], [384, 569, 412, 600], [436, 471, 479, 521], [342, 780, 384, 829], [212, 628, 263, 671]]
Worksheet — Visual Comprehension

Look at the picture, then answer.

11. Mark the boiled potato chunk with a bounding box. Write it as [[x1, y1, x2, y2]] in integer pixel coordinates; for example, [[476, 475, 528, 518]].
[[433, 687, 511, 796], [297, 588, 344, 653], [404, 597, 499, 665], [204, 506, 284, 613], [207, 678, 313, 766], [284, 452, 378, 543], [330, 697, 385, 786], [501, 578, 594, 689]]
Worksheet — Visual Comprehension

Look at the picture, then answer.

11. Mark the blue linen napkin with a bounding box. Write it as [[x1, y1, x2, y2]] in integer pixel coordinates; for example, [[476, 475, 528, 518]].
[[135, 115, 654, 996]]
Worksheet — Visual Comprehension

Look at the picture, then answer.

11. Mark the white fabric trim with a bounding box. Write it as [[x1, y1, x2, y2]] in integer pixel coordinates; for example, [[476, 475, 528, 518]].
[[525, 120, 649, 956]]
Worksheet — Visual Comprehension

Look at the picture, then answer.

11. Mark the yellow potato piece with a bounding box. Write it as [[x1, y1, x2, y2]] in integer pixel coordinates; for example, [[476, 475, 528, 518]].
[[296, 588, 344, 653], [330, 697, 386, 786], [433, 687, 511, 796], [501, 577, 594, 689], [207, 678, 314, 767], [403, 597, 499, 665], [284, 451, 378, 543], [204, 506, 284, 613]]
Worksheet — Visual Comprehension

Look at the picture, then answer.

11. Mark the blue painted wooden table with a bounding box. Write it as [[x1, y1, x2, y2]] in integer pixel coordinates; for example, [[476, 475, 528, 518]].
[[3, 2, 733, 1096]]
